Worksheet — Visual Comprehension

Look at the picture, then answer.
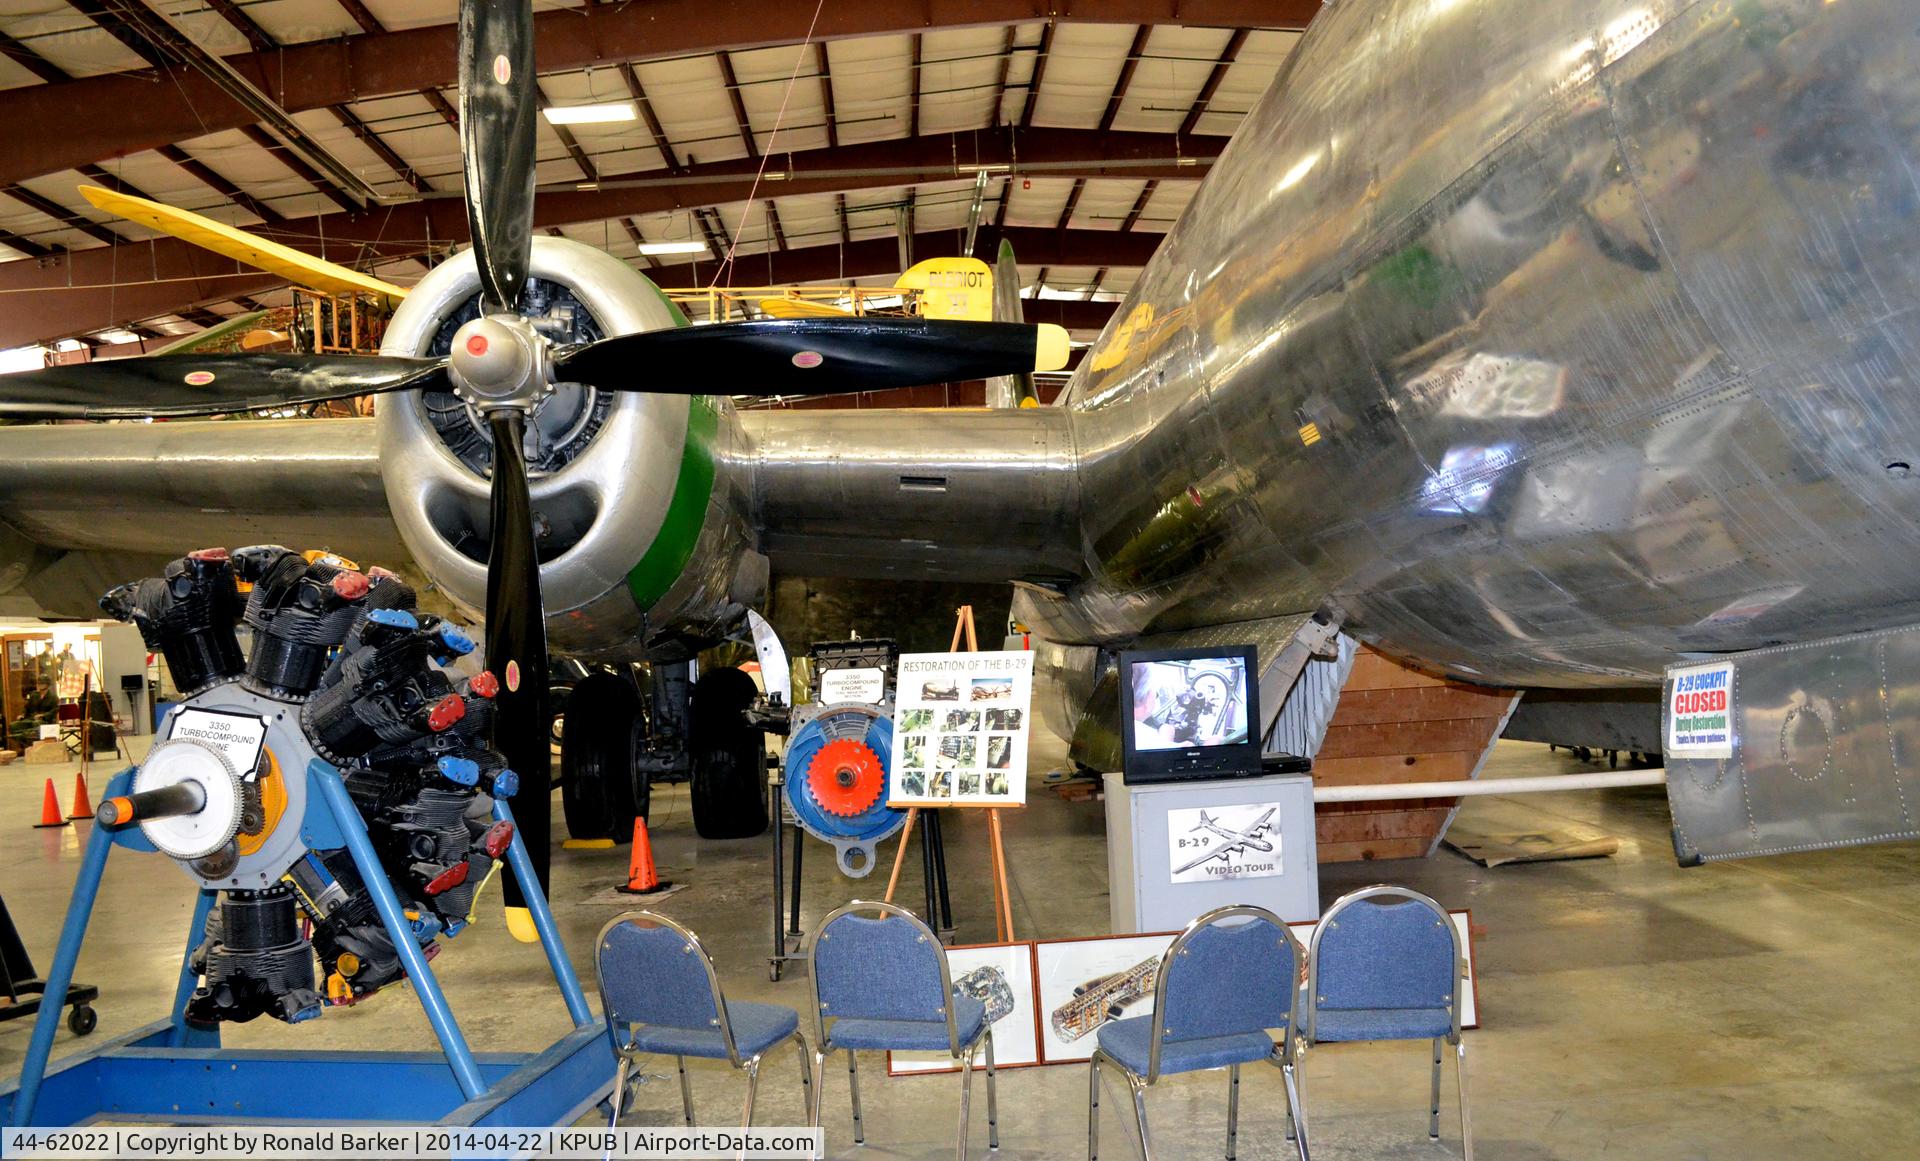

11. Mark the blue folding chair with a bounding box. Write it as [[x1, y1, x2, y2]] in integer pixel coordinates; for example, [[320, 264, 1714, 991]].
[[595, 912, 812, 1128], [806, 900, 997, 1159], [1087, 905, 1310, 1161], [1305, 886, 1472, 1160]]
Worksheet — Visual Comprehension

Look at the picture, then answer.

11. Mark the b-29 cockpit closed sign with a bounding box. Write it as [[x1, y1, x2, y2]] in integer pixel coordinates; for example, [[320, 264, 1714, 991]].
[[1666, 660, 1735, 759]]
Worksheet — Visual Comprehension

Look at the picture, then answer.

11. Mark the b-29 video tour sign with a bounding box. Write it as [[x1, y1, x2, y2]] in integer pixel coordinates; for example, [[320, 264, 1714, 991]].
[[888, 651, 1034, 808]]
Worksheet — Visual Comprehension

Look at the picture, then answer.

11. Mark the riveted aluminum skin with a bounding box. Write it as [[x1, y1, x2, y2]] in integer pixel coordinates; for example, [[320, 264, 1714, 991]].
[[742, 406, 1080, 584], [1020, 0, 1920, 689], [1665, 625, 1920, 863], [378, 236, 691, 654]]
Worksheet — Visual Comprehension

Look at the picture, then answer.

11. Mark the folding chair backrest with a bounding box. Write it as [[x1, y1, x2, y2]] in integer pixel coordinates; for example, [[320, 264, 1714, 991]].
[[812, 905, 949, 1024], [1157, 911, 1298, 1043], [1313, 888, 1457, 1014], [596, 914, 722, 1031]]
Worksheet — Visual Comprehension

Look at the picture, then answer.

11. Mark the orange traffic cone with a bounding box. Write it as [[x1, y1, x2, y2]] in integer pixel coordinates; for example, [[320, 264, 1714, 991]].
[[615, 818, 671, 894], [68, 771, 94, 820], [33, 777, 69, 828]]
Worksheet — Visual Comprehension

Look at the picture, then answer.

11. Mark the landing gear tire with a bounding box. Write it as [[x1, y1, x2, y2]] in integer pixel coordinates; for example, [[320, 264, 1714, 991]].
[[560, 673, 646, 841], [690, 666, 768, 840]]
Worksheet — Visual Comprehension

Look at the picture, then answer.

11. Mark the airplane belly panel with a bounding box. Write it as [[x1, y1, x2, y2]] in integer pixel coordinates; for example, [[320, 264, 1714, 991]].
[[1048, 0, 1920, 689]]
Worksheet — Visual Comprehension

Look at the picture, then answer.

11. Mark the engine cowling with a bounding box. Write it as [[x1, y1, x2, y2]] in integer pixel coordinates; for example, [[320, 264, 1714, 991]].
[[376, 237, 765, 659]]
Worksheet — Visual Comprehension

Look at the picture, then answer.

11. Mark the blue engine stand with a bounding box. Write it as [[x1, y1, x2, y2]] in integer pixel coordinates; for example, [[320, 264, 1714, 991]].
[[1, 761, 609, 1129]]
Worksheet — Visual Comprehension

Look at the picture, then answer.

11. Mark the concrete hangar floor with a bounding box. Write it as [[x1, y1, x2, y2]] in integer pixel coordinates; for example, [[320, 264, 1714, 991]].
[[5, 725, 1918, 1158]]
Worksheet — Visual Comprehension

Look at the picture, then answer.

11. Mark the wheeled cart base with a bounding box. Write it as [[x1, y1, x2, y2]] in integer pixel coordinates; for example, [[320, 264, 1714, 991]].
[[2, 762, 611, 1131]]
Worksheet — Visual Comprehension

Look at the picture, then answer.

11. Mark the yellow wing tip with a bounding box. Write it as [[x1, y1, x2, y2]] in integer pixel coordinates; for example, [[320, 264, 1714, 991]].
[[1034, 323, 1071, 372]]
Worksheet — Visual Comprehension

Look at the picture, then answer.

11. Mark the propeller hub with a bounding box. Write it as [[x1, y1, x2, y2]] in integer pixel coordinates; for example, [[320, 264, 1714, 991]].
[[448, 315, 551, 412]]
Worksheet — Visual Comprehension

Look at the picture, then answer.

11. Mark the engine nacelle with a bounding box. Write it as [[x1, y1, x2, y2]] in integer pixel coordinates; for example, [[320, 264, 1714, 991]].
[[377, 237, 764, 660]]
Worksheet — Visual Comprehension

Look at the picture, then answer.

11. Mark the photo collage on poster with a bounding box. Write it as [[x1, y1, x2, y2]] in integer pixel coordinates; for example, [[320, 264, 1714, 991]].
[[888, 651, 1034, 807]]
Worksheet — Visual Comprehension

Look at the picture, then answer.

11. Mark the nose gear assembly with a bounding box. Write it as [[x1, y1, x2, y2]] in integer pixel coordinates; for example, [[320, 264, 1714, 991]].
[[100, 545, 515, 1025]]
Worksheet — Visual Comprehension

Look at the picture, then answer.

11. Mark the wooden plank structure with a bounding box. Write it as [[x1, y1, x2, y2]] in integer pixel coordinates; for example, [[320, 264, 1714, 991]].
[[1314, 646, 1520, 863]]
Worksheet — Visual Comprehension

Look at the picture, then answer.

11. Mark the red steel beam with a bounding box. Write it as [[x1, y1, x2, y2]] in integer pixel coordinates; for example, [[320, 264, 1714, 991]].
[[0, 220, 1150, 349], [0, 1, 1318, 189], [662, 226, 1157, 294], [0, 128, 1204, 342]]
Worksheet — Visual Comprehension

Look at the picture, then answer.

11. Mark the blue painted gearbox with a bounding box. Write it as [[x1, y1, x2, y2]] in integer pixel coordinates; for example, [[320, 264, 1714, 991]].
[[783, 705, 905, 878]]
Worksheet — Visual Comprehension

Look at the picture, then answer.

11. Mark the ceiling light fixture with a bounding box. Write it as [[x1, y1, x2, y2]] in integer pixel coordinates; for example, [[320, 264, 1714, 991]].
[[542, 101, 639, 125], [636, 241, 709, 256]]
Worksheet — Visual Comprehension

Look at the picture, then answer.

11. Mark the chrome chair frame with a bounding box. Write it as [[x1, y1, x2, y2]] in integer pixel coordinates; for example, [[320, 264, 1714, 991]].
[[595, 911, 813, 1129], [1087, 904, 1310, 1161], [1304, 885, 1472, 1161], [804, 899, 998, 1158]]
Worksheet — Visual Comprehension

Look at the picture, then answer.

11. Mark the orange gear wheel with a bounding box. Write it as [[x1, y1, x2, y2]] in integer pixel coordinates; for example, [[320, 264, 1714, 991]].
[[807, 737, 885, 817]]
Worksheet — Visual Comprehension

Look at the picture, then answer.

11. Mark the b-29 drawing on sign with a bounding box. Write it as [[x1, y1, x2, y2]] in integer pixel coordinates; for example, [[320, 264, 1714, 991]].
[[1167, 803, 1283, 884]]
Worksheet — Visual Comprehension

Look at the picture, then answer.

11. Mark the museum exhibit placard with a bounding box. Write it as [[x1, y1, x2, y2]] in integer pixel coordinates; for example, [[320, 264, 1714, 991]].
[[888, 650, 1034, 808]]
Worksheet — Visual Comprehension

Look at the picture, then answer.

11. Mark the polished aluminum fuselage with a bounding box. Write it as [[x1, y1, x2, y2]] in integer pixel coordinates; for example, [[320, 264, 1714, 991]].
[[997, 0, 1920, 688], [5, 0, 1916, 700]]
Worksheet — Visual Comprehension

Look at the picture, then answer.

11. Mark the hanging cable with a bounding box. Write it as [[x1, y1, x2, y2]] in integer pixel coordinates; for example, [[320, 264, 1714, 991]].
[[708, 0, 830, 289]]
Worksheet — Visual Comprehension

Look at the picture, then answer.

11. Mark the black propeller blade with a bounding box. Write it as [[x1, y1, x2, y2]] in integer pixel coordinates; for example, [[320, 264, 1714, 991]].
[[0, 354, 447, 421], [557, 317, 1061, 395], [458, 0, 537, 315], [482, 410, 551, 918]]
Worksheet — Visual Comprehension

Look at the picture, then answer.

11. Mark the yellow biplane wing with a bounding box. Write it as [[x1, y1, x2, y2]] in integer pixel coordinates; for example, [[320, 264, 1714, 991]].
[[755, 297, 855, 319], [79, 185, 409, 309]]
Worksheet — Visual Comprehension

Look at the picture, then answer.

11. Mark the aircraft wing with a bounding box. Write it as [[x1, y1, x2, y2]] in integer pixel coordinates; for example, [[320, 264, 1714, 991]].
[[0, 417, 407, 620]]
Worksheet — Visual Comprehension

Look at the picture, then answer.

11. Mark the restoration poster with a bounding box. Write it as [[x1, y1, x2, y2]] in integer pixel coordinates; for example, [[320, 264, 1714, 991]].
[[888, 651, 1035, 807]]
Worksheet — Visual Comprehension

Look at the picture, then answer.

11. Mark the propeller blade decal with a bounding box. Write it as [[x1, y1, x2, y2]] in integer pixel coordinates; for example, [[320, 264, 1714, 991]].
[[483, 409, 551, 909], [458, 0, 537, 315], [554, 317, 1070, 396], [0, 354, 447, 421]]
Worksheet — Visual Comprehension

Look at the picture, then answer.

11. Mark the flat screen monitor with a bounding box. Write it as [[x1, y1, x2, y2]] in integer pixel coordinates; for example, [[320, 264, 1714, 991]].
[[1119, 644, 1262, 784]]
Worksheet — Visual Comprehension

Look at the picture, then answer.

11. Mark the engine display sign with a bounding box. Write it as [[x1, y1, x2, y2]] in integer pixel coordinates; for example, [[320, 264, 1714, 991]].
[[167, 707, 269, 781], [1666, 660, 1735, 759]]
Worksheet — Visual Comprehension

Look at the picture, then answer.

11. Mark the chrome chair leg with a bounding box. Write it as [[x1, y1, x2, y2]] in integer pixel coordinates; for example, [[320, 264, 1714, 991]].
[[1280, 1057, 1311, 1161], [847, 1049, 866, 1145], [985, 1028, 1000, 1151], [609, 1053, 631, 1128], [1455, 1038, 1474, 1161], [957, 1042, 978, 1161], [808, 1052, 826, 1129], [1087, 1051, 1102, 1161], [1127, 1073, 1153, 1161], [1225, 1063, 1240, 1161], [1290, 1037, 1311, 1147], [1274, 1043, 1305, 1143], [1430, 1037, 1443, 1140], [678, 1055, 695, 1127], [793, 1034, 814, 1125], [742, 1055, 762, 1128]]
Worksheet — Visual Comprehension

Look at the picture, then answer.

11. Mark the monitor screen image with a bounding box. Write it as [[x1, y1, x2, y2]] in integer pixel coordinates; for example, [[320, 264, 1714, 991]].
[[1128, 655, 1250, 752]]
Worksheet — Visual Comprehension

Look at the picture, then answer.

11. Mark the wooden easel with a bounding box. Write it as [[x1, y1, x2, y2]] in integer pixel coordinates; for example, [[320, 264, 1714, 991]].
[[883, 606, 1018, 941]]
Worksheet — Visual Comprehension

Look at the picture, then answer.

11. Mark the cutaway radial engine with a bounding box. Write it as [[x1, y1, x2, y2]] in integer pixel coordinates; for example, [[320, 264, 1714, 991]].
[[101, 546, 518, 1025]]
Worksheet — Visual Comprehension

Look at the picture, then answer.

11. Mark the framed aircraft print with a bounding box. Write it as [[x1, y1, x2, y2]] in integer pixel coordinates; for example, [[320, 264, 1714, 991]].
[[887, 942, 1042, 1075], [1033, 932, 1178, 1065]]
